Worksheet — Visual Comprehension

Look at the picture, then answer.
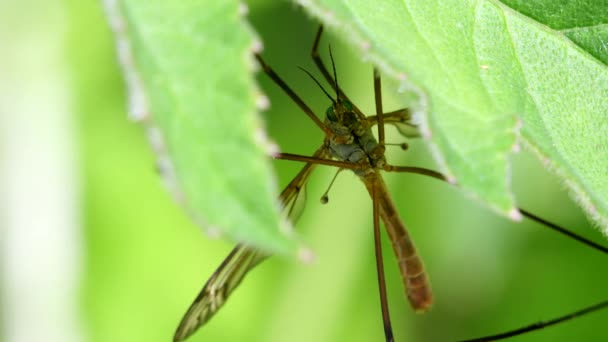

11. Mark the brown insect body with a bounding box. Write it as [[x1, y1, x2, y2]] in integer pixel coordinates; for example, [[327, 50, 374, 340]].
[[323, 97, 432, 311]]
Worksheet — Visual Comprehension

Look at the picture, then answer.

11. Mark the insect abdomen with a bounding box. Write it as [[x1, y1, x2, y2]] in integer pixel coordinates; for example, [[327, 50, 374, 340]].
[[365, 175, 433, 311]]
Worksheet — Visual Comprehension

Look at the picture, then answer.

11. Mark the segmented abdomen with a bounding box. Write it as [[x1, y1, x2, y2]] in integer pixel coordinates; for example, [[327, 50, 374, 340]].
[[364, 174, 433, 311]]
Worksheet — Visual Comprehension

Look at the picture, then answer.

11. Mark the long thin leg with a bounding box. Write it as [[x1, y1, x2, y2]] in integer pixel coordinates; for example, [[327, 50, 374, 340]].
[[383, 165, 608, 338], [311, 26, 367, 120], [275, 152, 362, 170], [372, 68, 395, 341], [374, 69, 386, 147], [311, 26, 336, 95], [383, 165, 608, 254], [459, 300, 608, 342], [372, 180, 395, 342], [255, 54, 332, 136], [519, 209, 608, 254]]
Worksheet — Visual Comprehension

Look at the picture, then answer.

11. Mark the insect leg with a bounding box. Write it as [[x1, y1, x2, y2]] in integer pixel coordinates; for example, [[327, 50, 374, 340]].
[[374, 69, 386, 148], [254, 54, 332, 136], [372, 178, 395, 342]]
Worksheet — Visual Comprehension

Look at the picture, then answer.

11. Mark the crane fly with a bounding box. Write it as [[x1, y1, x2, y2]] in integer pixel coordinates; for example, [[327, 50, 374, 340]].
[[173, 26, 608, 342], [173, 25, 429, 342]]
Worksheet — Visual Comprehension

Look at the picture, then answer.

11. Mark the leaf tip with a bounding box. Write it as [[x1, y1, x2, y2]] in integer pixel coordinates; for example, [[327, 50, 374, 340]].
[[508, 208, 523, 222], [254, 127, 280, 156], [511, 142, 521, 153], [204, 225, 222, 240], [297, 246, 316, 264], [255, 93, 270, 111], [446, 174, 458, 185], [103, 0, 150, 123], [238, 2, 249, 17], [511, 116, 524, 153], [251, 38, 264, 55], [396, 72, 408, 83]]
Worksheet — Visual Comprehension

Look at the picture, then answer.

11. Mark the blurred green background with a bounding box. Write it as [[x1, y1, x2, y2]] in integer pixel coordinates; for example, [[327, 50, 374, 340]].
[[4, 1, 608, 342]]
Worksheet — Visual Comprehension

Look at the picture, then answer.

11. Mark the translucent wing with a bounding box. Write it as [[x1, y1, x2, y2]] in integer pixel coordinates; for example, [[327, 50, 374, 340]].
[[173, 147, 327, 342], [370, 109, 420, 138], [391, 120, 420, 139], [173, 245, 266, 342]]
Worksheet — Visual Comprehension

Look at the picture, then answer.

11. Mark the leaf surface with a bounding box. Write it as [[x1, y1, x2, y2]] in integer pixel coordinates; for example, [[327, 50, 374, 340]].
[[107, 1, 298, 253], [299, 0, 608, 230]]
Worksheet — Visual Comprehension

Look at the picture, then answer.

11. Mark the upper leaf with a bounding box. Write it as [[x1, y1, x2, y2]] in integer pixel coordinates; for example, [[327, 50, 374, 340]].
[[105, 1, 299, 254], [299, 0, 608, 231]]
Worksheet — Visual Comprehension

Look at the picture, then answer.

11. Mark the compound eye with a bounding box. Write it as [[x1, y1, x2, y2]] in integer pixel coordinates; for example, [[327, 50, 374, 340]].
[[326, 106, 337, 121], [343, 100, 353, 112]]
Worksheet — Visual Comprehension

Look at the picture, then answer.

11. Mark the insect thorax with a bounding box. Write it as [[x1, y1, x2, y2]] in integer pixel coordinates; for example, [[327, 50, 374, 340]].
[[325, 110, 386, 176]]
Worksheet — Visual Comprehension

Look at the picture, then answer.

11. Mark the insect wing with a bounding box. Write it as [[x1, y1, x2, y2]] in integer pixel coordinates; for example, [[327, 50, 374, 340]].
[[391, 121, 420, 139], [173, 245, 267, 341], [283, 175, 308, 224], [278, 146, 328, 225], [174, 148, 326, 341], [382, 109, 420, 138]]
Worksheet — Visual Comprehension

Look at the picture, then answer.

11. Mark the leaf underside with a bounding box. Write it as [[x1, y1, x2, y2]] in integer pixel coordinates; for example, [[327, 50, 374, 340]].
[[109, 1, 298, 254], [298, 0, 608, 232]]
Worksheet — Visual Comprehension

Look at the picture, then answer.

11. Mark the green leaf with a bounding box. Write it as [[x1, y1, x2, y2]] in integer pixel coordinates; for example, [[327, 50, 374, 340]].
[[105, 1, 299, 254], [298, 0, 608, 231]]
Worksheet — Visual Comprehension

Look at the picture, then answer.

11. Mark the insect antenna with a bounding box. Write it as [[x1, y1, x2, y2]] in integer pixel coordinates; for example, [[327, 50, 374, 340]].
[[328, 45, 340, 100], [298, 67, 335, 104]]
